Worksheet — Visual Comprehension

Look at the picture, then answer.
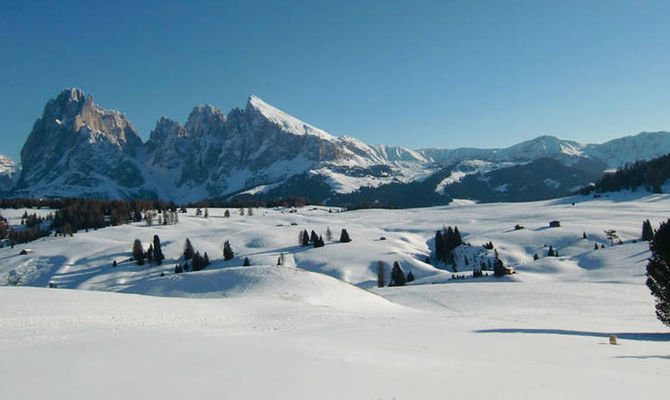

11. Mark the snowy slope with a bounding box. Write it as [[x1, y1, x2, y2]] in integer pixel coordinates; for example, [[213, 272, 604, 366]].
[[0, 193, 669, 399]]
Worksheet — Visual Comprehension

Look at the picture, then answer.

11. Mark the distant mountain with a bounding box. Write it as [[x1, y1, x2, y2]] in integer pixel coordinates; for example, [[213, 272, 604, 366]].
[[0, 155, 19, 192], [7, 88, 670, 205]]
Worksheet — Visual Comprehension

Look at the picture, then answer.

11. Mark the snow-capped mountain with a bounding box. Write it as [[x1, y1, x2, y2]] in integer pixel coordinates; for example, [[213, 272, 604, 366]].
[[9, 88, 670, 204], [0, 155, 19, 192]]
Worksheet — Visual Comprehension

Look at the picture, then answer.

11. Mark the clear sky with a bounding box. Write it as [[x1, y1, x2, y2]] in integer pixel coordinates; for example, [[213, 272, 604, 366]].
[[2, 0, 670, 162]]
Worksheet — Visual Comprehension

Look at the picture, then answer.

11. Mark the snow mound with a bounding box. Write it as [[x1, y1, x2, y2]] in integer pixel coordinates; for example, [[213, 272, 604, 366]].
[[118, 265, 397, 311]]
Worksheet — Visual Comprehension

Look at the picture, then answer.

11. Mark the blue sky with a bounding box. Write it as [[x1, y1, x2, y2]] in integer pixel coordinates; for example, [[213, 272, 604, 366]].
[[2, 0, 670, 162]]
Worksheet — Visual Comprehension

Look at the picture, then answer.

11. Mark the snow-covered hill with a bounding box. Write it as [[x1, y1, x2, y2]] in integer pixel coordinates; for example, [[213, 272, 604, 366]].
[[0, 193, 668, 399], [9, 88, 670, 203]]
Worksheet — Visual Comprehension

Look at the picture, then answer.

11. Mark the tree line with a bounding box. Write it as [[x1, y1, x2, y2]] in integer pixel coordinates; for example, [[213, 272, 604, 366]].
[[580, 153, 670, 195]]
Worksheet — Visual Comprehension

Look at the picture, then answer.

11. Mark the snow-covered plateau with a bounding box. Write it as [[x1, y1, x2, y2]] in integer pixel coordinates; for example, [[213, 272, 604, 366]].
[[0, 191, 668, 399]]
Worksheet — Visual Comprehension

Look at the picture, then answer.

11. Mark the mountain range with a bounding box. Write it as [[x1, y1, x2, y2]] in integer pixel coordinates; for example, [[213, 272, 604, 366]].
[[2, 88, 670, 206]]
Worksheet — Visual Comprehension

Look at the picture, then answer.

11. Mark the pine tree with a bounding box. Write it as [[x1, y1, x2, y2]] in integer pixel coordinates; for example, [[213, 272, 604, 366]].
[[223, 240, 234, 260], [153, 234, 164, 265], [326, 227, 332, 241], [454, 226, 462, 246], [184, 238, 195, 260], [547, 246, 555, 257], [174, 264, 183, 274], [594, 242, 599, 250], [583, 232, 587, 239], [203, 252, 210, 266], [642, 219, 654, 241], [646, 219, 670, 326], [604, 230, 619, 246], [389, 261, 406, 286], [301, 230, 310, 246], [340, 229, 351, 243], [406, 270, 415, 282], [533, 253, 539, 260], [147, 244, 154, 264], [113, 259, 117, 267], [204, 208, 209, 218], [132, 239, 145, 265], [377, 261, 386, 288], [192, 251, 204, 271], [310, 230, 318, 244], [493, 254, 507, 277], [243, 257, 250, 266], [224, 209, 230, 218], [435, 230, 445, 262]]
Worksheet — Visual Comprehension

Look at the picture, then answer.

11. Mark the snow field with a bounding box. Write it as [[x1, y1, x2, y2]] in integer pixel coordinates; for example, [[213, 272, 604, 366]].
[[0, 191, 668, 398]]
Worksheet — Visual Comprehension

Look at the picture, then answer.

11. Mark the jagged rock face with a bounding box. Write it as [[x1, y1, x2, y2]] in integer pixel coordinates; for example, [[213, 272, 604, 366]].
[[144, 96, 407, 199], [10, 88, 670, 203], [15, 89, 150, 198]]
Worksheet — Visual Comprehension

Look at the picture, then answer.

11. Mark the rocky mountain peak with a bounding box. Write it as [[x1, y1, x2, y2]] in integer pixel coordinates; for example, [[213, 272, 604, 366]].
[[185, 104, 226, 137]]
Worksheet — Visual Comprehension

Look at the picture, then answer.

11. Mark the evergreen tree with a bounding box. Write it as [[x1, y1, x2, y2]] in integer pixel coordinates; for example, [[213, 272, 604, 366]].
[[192, 251, 204, 271], [642, 219, 654, 241], [326, 227, 332, 241], [583, 232, 588, 239], [435, 230, 445, 262], [147, 244, 154, 264], [243, 257, 251, 266], [547, 246, 555, 257], [223, 240, 234, 260], [454, 226, 462, 246], [174, 264, 183, 274], [340, 229, 351, 243], [604, 230, 619, 246], [313, 235, 325, 248], [406, 270, 415, 282], [301, 230, 310, 246], [113, 260, 117, 267], [533, 253, 539, 260], [224, 209, 230, 218], [389, 261, 406, 286], [153, 234, 164, 265], [204, 208, 209, 218], [594, 242, 599, 250], [310, 230, 319, 244], [203, 252, 210, 266], [493, 254, 507, 277], [132, 239, 145, 265], [377, 261, 386, 288], [184, 238, 195, 260], [646, 219, 670, 326]]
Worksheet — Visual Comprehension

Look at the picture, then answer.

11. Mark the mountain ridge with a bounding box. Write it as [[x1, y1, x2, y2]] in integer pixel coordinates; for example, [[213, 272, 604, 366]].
[[4, 88, 670, 204]]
